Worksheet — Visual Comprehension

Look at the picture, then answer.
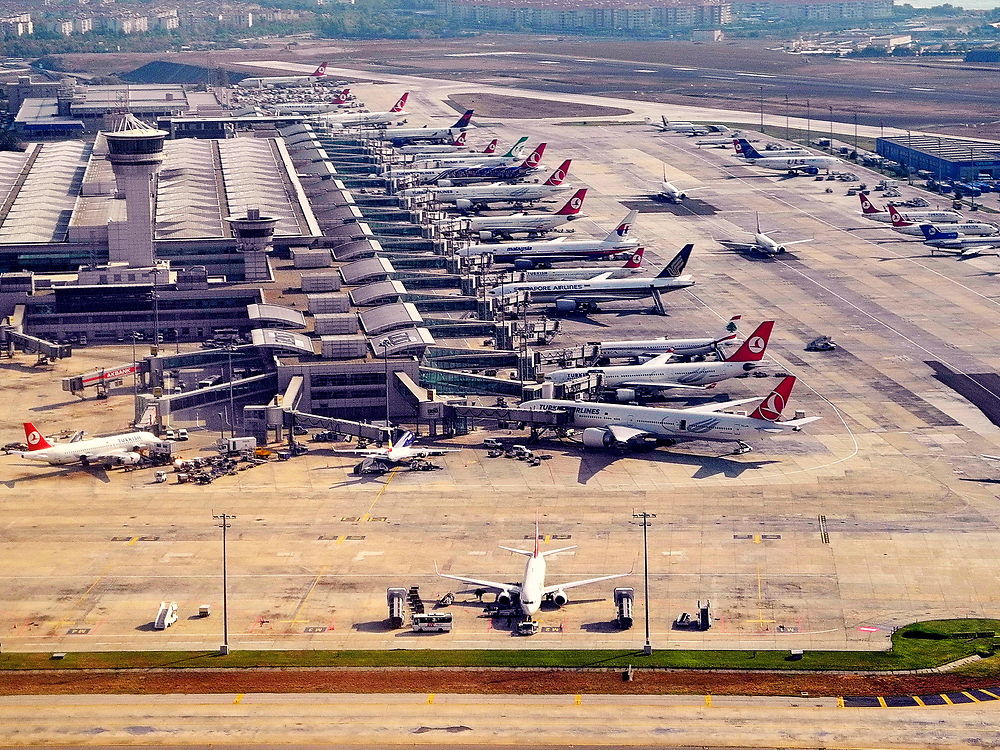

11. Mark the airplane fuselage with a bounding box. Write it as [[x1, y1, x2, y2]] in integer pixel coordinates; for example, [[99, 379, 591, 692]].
[[519, 555, 546, 615], [597, 336, 719, 359], [547, 360, 750, 388], [489, 275, 693, 302], [459, 239, 637, 262], [19, 431, 160, 466]]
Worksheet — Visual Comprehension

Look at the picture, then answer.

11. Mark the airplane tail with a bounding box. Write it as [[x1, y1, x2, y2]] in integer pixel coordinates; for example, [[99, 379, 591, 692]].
[[333, 88, 350, 104], [656, 244, 693, 278], [502, 136, 529, 159], [734, 138, 763, 159], [390, 92, 409, 112], [533, 518, 540, 557], [749, 375, 796, 422], [452, 110, 474, 129], [622, 247, 645, 269], [886, 204, 912, 227], [23, 422, 52, 451], [392, 430, 416, 450], [714, 315, 741, 344], [521, 143, 546, 169], [726, 320, 774, 362], [544, 160, 571, 186], [482, 137, 498, 153], [604, 210, 638, 242], [555, 188, 587, 216], [858, 192, 883, 215], [451, 131, 467, 147], [920, 224, 956, 240], [310, 62, 329, 77]]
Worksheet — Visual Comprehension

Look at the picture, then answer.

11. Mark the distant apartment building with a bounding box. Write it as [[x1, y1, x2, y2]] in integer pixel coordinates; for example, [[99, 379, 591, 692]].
[[153, 9, 180, 31], [48, 19, 75, 36], [0, 13, 34, 36], [75, 17, 94, 34], [103, 15, 149, 34], [218, 10, 254, 27], [435, 0, 732, 31], [731, 0, 893, 21]]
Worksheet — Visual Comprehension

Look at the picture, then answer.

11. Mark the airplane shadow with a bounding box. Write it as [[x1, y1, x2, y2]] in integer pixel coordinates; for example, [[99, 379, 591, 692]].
[[580, 620, 628, 633], [575, 448, 778, 485], [352, 619, 395, 633], [0, 463, 110, 488], [958, 477, 1000, 485], [29, 400, 90, 413]]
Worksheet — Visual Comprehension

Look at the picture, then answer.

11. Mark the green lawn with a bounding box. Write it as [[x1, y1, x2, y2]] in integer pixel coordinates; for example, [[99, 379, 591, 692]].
[[1, 619, 997, 674]]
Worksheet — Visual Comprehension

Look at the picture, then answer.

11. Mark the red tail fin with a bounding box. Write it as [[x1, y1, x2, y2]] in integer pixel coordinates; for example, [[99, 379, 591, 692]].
[[390, 92, 409, 112], [749, 376, 796, 422], [726, 321, 774, 362], [333, 88, 349, 104], [886, 203, 911, 227], [452, 131, 467, 147], [555, 188, 586, 216], [859, 192, 882, 215], [522, 143, 546, 168], [622, 247, 645, 269], [483, 138, 498, 154], [23, 422, 52, 451], [544, 159, 571, 186], [310, 62, 328, 77]]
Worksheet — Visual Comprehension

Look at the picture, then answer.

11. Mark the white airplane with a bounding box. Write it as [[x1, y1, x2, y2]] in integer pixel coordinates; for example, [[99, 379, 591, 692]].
[[733, 138, 809, 160], [316, 92, 408, 127], [546, 320, 773, 396], [271, 88, 355, 115], [858, 192, 960, 224], [458, 209, 638, 268], [514, 247, 645, 282], [15, 421, 160, 468], [237, 62, 334, 88], [406, 137, 527, 167], [593, 315, 741, 361], [717, 215, 811, 256], [919, 224, 1000, 257], [886, 204, 997, 237], [655, 173, 706, 204], [384, 143, 547, 186], [397, 131, 477, 156], [522, 375, 820, 455], [651, 116, 722, 135], [436, 520, 629, 617], [368, 110, 475, 145], [487, 244, 694, 313], [402, 160, 572, 210], [332, 430, 460, 466], [459, 189, 587, 241]]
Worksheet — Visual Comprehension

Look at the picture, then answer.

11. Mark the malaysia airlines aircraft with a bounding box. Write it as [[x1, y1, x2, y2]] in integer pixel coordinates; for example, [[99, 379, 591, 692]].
[[593, 315, 741, 361], [460, 189, 587, 240], [332, 431, 460, 465], [458, 209, 638, 267], [885, 204, 997, 237], [397, 131, 474, 155], [437, 521, 630, 617], [522, 375, 820, 455], [732, 138, 809, 160], [718, 215, 811, 256], [514, 247, 645, 282], [237, 62, 334, 88], [402, 160, 572, 209], [487, 244, 694, 312], [651, 116, 723, 135], [546, 320, 772, 395], [858, 192, 961, 224], [919, 225, 1000, 257], [15, 422, 160, 468], [317, 92, 409, 127], [371, 110, 476, 145], [388, 143, 547, 186]]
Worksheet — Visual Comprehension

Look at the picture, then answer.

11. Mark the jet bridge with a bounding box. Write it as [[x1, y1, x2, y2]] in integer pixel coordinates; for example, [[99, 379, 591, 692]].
[[1, 322, 72, 362]]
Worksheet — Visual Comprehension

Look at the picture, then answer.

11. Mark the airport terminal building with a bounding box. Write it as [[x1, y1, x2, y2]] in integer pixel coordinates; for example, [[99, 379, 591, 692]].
[[876, 135, 1000, 181]]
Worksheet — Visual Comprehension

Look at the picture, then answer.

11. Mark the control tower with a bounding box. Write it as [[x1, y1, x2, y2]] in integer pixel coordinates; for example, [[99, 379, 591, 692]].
[[224, 208, 279, 282], [104, 113, 168, 268]]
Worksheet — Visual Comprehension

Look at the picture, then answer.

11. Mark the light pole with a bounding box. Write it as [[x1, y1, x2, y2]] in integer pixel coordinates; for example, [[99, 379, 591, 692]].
[[224, 344, 236, 438], [805, 99, 811, 147], [828, 106, 834, 152], [784, 93, 790, 142], [632, 510, 656, 656], [213, 512, 236, 655], [380, 338, 391, 428], [150, 266, 159, 356], [758, 86, 764, 132]]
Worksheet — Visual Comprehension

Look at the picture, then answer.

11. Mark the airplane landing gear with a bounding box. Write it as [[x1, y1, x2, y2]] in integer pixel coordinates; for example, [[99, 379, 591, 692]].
[[733, 441, 753, 455]]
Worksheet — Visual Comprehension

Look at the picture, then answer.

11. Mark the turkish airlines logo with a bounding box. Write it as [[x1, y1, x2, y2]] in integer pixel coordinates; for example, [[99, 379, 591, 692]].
[[527, 151, 542, 167], [757, 392, 785, 421], [617, 223, 631, 237], [569, 196, 582, 210], [314, 63, 327, 76], [747, 336, 766, 354], [630, 252, 642, 264], [26, 430, 42, 446], [456, 132, 467, 145], [861, 198, 874, 211], [734, 141, 743, 153], [889, 207, 902, 222], [551, 168, 565, 183]]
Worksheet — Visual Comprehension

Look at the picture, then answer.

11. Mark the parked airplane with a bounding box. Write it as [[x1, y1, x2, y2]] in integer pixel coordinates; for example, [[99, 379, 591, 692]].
[[271, 88, 356, 114], [15, 422, 161, 468], [317, 92, 409, 127], [458, 209, 638, 267], [545, 320, 772, 396], [651, 116, 723, 135], [654, 167, 704, 204], [371, 110, 476, 145], [884, 204, 995, 237], [436, 520, 629, 617], [407, 136, 527, 167], [919, 224, 1000, 257], [732, 138, 809, 160], [401, 160, 572, 209], [387, 144, 547, 186], [592, 315, 741, 362], [397, 131, 474, 155], [514, 247, 646, 282], [522, 375, 820, 455], [487, 244, 694, 312], [717, 215, 811, 256], [332, 430, 460, 466], [237, 62, 334, 88], [734, 142, 838, 175], [459, 189, 587, 240], [858, 192, 960, 224]]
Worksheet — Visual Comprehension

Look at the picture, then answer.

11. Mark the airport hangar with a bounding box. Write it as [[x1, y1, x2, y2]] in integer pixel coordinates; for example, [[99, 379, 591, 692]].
[[876, 134, 1000, 181]]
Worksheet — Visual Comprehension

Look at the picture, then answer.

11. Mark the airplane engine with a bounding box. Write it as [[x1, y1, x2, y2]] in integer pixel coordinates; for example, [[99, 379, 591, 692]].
[[496, 590, 513, 606], [803, 166, 819, 175], [554, 298, 580, 313], [479, 231, 495, 242], [615, 389, 637, 403], [455, 199, 473, 211], [776, 245, 787, 253], [513, 259, 536, 270], [582, 427, 615, 449], [677, 192, 687, 200], [438, 180, 453, 187], [117, 452, 142, 466], [551, 589, 569, 607]]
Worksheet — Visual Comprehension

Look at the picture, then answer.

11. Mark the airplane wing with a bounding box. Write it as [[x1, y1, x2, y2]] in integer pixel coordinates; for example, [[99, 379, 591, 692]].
[[681, 397, 763, 413], [415, 448, 463, 456], [781, 239, 812, 246], [550, 294, 636, 305], [330, 448, 384, 457], [437, 571, 521, 593], [960, 245, 999, 257], [585, 271, 615, 281], [637, 353, 676, 366], [718, 240, 755, 251], [606, 424, 651, 443], [542, 572, 630, 595], [616, 380, 710, 391]]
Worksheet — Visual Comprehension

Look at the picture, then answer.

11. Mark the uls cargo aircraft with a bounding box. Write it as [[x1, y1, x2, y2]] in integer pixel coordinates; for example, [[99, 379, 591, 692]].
[[437, 520, 629, 617], [15, 422, 161, 469], [523, 375, 820, 455], [237, 62, 334, 88], [732, 139, 837, 175]]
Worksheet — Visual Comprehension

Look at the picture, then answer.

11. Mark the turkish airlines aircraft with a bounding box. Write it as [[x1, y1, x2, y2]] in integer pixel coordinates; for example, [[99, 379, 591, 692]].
[[237, 62, 334, 88], [515, 247, 645, 282], [401, 160, 572, 210], [437, 520, 629, 617], [885, 204, 997, 237], [317, 92, 409, 127], [858, 192, 960, 224], [594, 315, 741, 361], [15, 422, 160, 468], [461, 188, 587, 240]]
